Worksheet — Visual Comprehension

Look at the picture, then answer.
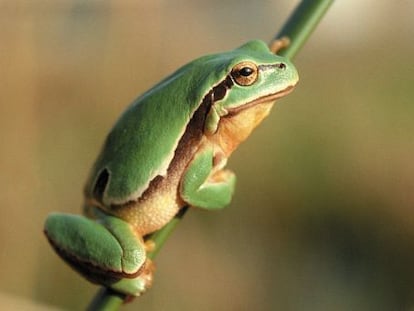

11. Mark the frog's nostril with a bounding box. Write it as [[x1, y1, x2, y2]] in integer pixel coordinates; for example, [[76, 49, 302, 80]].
[[277, 63, 286, 70]]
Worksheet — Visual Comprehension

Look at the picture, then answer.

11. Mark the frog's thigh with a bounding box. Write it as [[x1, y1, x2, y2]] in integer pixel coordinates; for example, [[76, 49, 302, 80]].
[[180, 146, 236, 210], [44, 213, 146, 276]]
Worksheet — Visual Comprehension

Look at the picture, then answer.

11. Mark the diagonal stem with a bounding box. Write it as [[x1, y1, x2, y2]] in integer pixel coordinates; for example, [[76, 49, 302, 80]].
[[274, 0, 334, 60]]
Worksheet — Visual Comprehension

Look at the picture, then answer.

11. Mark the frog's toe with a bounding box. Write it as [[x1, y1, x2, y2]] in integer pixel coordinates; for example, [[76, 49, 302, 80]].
[[110, 259, 155, 297]]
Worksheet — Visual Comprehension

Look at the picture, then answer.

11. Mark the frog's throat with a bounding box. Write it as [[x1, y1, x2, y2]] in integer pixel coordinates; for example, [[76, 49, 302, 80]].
[[226, 84, 296, 116]]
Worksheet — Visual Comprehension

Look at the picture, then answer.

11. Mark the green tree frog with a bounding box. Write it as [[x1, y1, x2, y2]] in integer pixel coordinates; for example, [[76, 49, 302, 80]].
[[44, 40, 299, 297]]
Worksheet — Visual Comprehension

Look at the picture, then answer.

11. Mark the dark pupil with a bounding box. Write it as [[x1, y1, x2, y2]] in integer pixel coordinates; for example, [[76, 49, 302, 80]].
[[239, 67, 253, 77]]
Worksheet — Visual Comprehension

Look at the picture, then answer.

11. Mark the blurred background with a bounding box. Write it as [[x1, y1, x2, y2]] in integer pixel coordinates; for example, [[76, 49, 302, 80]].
[[1, 0, 414, 310]]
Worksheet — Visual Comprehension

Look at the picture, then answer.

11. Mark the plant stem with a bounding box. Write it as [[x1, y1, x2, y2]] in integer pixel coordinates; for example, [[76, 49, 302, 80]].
[[86, 0, 333, 309], [146, 206, 189, 260], [274, 0, 334, 60], [86, 288, 124, 311]]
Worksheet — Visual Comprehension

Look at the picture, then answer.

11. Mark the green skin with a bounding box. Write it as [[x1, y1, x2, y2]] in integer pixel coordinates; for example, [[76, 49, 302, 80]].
[[44, 40, 299, 296]]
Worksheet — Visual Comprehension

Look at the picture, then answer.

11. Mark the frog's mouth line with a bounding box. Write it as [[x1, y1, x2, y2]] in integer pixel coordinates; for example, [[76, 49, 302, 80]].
[[226, 84, 296, 116]]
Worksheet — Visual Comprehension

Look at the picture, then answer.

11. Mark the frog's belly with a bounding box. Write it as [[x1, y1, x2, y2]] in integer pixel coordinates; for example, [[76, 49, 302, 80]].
[[109, 174, 184, 236]]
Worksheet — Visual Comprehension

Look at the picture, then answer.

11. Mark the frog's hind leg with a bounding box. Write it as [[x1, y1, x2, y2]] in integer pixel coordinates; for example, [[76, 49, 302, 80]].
[[44, 213, 153, 296]]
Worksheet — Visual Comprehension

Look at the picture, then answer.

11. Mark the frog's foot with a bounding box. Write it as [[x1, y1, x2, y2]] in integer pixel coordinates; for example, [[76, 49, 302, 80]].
[[269, 37, 290, 54], [180, 146, 236, 210], [110, 259, 155, 298], [44, 213, 153, 296]]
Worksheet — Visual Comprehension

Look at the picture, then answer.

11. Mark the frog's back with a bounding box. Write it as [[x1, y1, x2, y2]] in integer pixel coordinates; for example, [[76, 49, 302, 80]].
[[84, 52, 226, 206], [85, 78, 191, 205]]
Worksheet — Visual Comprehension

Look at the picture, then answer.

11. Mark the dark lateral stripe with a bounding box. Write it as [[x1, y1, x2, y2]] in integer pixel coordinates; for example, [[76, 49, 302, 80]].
[[211, 75, 234, 103]]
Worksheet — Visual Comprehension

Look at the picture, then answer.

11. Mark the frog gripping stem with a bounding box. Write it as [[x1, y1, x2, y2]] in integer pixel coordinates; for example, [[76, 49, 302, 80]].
[[44, 1, 333, 309]]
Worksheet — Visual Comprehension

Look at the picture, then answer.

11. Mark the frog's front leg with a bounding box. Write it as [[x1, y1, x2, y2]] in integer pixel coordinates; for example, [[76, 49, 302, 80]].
[[44, 212, 154, 296], [180, 145, 236, 210]]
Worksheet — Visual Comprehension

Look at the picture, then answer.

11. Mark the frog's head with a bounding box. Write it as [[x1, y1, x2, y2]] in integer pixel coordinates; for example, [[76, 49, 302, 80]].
[[203, 40, 299, 155]]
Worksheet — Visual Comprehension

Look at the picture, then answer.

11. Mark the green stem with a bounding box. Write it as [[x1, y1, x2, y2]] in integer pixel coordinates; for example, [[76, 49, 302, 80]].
[[275, 0, 334, 60], [86, 288, 124, 311], [147, 206, 189, 260], [86, 0, 333, 309]]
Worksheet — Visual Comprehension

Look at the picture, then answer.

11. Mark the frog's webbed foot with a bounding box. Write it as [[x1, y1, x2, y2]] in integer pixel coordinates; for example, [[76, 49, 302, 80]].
[[44, 213, 153, 296], [180, 146, 236, 210]]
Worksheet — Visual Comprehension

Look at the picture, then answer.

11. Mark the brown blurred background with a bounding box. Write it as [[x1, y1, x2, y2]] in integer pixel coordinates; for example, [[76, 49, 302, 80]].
[[1, 1, 414, 310]]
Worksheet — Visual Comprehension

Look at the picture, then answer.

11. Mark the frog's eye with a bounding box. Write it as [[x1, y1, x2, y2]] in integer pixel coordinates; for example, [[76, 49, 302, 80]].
[[231, 62, 258, 86]]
